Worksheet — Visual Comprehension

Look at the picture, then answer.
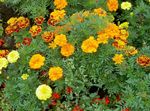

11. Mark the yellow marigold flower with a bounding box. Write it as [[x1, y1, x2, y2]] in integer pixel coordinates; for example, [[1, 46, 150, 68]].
[[7, 17, 17, 26], [54, 34, 67, 47], [0, 57, 8, 70], [50, 10, 66, 21], [7, 50, 20, 63], [36, 84, 52, 101], [29, 25, 42, 37], [112, 54, 124, 64], [48, 42, 57, 49], [81, 36, 99, 53], [41, 31, 54, 43], [121, 2, 132, 10], [119, 22, 129, 29], [29, 54, 45, 69], [48, 66, 63, 81], [94, 8, 107, 16], [97, 32, 109, 44], [54, 0, 68, 9], [21, 74, 29, 80], [107, 0, 118, 12], [61, 43, 75, 57]]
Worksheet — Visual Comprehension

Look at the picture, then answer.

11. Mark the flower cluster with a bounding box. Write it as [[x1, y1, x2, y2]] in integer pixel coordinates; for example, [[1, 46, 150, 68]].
[[5, 17, 30, 35]]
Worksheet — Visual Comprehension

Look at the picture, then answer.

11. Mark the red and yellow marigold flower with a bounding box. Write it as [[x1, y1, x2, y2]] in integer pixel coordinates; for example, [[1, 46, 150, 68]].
[[34, 16, 45, 25], [54, 34, 67, 47], [0, 50, 9, 58], [7, 17, 17, 26], [112, 54, 124, 64], [22, 37, 32, 46], [29, 25, 42, 37], [41, 31, 54, 43], [47, 18, 58, 26], [54, 0, 68, 9], [107, 0, 118, 12], [17, 16, 30, 29], [29, 54, 45, 69], [136, 55, 150, 67], [60, 43, 75, 57], [124, 46, 138, 56], [81, 36, 99, 53], [94, 8, 107, 16], [48, 66, 63, 81]]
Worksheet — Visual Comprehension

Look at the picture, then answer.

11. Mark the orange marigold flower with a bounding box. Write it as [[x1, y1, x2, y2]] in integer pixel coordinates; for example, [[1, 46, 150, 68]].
[[81, 36, 99, 53], [34, 16, 45, 25], [112, 54, 124, 64], [50, 10, 66, 21], [17, 16, 30, 29], [29, 54, 45, 69], [107, 0, 118, 12], [61, 43, 75, 57], [0, 50, 9, 58], [94, 8, 107, 16], [29, 25, 42, 37], [5, 25, 18, 35], [54, 0, 68, 9], [54, 34, 67, 47], [41, 31, 54, 42], [124, 46, 138, 56], [22, 37, 32, 46], [48, 66, 63, 81], [136, 55, 150, 67]]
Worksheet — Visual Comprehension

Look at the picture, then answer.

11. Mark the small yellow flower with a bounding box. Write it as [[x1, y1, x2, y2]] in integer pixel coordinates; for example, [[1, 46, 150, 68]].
[[48, 67, 63, 81], [50, 10, 66, 21], [112, 54, 124, 64], [48, 42, 57, 49], [7, 50, 20, 63], [54, 0, 68, 9], [0, 57, 8, 70], [21, 74, 29, 80], [54, 34, 67, 47], [121, 2, 132, 10], [81, 36, 99, 53], [119, 22, 129, 29], [36, 84, 52, 100]]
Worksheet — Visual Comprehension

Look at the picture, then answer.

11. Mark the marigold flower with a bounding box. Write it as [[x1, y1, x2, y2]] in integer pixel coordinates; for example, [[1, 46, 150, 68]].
[[54, 0, 68, 9], [34, 16, 45, 25], [41, 31, 54, 43], [7, 50, 20, 63], [105, 96, 110, 105], [112, 39, 127, 50], [54, 34, 67, 46], [21, 74, 29, 80], [136, 55, 150, 67], [22, 37, 32, 46], [17, 16, 30, 28], [7, 17, 17, 26], [112, 54, 124, 64], [36, 84, 52, 100], [0, 50, 9, 58], [50, 10, 66, 21], [5, 25, 18, 35], [81, 36, 99, 53], [94, 8, 107, 16], [61, 43, 75, 57], [47, 18, 58, 26], [0, 57, 8, 70], [48, 42, 57, 49], [125, 46, 138, 56], [107, 0, 118, 12], [29, 25, 42, 37], [121, 2, 132, 10], [66, 86, 73, 94], [48, 66, 63, 81], [52, 92, 60, 100], [29, 54, 45, 69], [97, 32, 109, 44], [119, 22, 129, 29]]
